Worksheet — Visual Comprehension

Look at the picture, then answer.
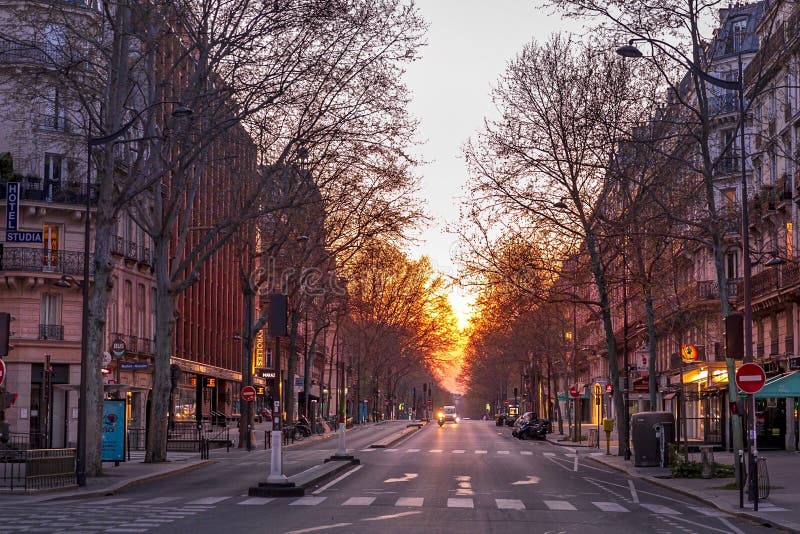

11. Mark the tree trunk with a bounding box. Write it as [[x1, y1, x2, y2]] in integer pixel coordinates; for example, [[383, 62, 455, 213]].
[[84, 206, 116, 476], [146, 237, 175, 463], [239, 282, 254, 448]]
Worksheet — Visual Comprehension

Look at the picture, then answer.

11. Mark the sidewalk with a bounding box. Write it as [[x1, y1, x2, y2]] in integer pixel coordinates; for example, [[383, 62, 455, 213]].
[[9, 420, 380, 503], [546, 429, 800, 533]]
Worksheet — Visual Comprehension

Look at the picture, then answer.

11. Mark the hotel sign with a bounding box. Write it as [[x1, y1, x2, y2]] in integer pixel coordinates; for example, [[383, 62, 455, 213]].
[[5, 182, 42, 243], [253, 328, 266, 373]]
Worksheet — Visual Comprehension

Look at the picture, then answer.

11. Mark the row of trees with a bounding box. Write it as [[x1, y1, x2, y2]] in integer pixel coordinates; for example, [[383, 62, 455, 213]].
[[457, 0, 788, 466], [5, 0, 447, 473]]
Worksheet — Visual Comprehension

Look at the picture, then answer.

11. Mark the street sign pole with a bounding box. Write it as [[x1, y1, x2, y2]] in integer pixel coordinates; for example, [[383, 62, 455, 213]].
[[735, 363, 766, 512]]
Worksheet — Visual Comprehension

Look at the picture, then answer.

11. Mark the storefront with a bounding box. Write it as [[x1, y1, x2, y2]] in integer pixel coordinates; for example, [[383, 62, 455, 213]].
[[752, 370, 800, 450]]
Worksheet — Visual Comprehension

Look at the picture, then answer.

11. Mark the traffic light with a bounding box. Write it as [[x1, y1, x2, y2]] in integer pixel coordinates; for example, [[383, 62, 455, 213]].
[[725, 313, 744, 360], [3, 392, 17, 408], [268, 294, 288, 337], [729, 399, 745, 417], [0, 312, 10, 357]]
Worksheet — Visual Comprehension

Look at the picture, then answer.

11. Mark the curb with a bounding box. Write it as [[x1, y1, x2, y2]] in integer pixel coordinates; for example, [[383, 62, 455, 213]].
[[38, 460, 214, 502], [587, 455, 797, 533], [369, 424, 424, 449]]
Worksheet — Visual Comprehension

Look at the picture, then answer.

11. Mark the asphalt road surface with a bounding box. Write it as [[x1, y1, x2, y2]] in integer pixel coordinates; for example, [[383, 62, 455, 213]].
[[0, 421, 776, 533]]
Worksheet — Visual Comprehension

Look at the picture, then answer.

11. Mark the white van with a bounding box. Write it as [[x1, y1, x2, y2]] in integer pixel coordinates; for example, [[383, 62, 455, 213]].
[[443, 405, 459, 423]]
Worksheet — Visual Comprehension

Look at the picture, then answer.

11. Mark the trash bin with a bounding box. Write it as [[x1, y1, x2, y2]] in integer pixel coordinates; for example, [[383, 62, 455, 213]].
[[631, 411, 675, 467]]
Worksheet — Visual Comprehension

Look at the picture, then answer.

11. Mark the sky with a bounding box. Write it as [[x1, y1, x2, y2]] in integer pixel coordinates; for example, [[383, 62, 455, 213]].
[[403, 1, 574, 329]]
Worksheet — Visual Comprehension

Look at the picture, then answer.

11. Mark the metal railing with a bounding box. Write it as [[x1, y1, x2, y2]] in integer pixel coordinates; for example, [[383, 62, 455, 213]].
[[0, 180, 95, 206], [39, 324, 64, 341], [0, 246, 93, 276], [0, 448, 77, 492]]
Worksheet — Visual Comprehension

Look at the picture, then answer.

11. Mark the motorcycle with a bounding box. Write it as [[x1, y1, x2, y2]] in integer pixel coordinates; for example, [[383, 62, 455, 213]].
[[437, 412, 446, 427], [516, 418, 551, 440]]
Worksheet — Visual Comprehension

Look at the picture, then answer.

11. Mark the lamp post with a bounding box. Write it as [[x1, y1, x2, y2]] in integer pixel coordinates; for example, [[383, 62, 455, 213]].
[[617, 40, 755, 505], [76, 105, 192, 486]]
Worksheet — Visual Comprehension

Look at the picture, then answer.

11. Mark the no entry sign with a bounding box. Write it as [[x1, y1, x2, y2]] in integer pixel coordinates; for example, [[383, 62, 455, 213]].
[[241, 385, 257, 402], [735, 363, 766, 394], [569, 385, 580, 398]]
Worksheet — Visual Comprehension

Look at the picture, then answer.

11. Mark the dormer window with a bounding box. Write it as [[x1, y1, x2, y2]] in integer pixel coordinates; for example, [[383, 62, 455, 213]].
[[727, 18, 748, 53]]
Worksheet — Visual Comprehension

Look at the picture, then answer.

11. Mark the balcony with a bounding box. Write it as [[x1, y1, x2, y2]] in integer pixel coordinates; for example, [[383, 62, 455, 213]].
[[1, 246, 93, 276], [110, 333, 154, 357], [747, 261, 800, 301], [0, 39, 49, 66], [38, 324, 64, 341], [709, 94, 737, 115], [0, 180, 96, 206], [138, 245, 151, 266], [694, 278, 741, 300]]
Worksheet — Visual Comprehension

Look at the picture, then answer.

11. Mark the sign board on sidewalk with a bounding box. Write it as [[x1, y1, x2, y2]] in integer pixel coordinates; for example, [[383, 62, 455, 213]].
[[736, 363, 766, 394], [101, 399, 126, 462], [111, 338, 126, 358]]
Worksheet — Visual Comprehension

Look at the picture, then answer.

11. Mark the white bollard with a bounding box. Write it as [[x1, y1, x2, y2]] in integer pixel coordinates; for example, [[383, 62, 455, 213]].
[[335, 422, 347, 457], [267, 430, 289, 484]]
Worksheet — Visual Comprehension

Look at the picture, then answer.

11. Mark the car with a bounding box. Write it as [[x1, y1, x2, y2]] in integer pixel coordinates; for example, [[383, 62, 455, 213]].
[[443, 405, 459, 423]]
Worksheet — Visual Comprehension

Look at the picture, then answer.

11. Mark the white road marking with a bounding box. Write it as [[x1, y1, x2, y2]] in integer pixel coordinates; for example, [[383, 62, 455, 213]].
[[359, 448, 376, 452], [589, 452, 604, 457], [406, 448, 420, 453], [565, 453, 578, 458], [687, 506, 727, 517], [362, 511, 422, 522], [238, 497, 275, 505], [497, 450, 510, 455], [92, 498, 132, 505], [429, 449, 442, 453], [511, 476, 540, 485], [544, 500, 577, 511], [640, 503, 680, 514], [447, 498, 474, 508], [593, 502, 629, 512], [543, 452, 556, 456], [312, 465, 363, 495], [475, 450, 487, 454], [666, 513, 741, 534], [343, 497, 376, 506], [384, 473, 418, 483], [385, 448, 398, 452], [395, 497, 424, 507], [496, 499, 525, 510], [284, 523, 353, 534], [187, 497, 230, 505], [290, 496, 327, 506], [628, 479, 639, 504], [573, 456, 579, 471], [453, 449, 465, 454], [521, 451, 533, 455], [584, 476, 690, 505], [718, 517, 747, 534], [140, 497, 181, 504]]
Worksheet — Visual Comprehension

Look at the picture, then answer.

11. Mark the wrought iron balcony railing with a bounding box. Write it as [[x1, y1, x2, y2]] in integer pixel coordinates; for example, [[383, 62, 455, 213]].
[[0, 180, 96, 206], [38, 324, 64, 341], [0, 246, 93, 276]]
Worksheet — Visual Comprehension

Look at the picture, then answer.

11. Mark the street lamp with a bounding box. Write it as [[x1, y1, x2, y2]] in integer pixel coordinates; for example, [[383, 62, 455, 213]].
[[76, 104, 192, 486], [616, 39, 757, 506]]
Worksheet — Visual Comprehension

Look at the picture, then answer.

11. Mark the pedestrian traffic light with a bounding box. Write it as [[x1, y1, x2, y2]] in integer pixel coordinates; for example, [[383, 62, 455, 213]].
[[729, 399, 745, 416]]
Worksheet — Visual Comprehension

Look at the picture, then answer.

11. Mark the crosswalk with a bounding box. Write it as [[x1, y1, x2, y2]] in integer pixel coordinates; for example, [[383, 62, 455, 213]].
[[26, 494, 725, 515], [358, 447, 592, 456]]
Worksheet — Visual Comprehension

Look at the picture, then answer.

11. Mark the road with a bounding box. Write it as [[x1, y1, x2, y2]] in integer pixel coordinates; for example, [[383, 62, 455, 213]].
[[0, 421, 774, 533]]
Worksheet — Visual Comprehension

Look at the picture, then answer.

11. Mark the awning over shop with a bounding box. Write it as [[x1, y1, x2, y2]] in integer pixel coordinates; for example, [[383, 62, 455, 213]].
[[754, 371, 800, 398]]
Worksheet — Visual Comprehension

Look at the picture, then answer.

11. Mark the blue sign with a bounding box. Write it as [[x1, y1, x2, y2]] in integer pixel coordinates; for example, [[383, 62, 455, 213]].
[[120, 361, 149, 370], [6, 182, 18, 231], [101, 399, 126, 462], [6, 231, 43, 242]]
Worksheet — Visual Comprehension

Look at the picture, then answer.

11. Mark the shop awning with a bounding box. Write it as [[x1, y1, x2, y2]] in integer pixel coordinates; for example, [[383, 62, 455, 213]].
[[754, 371, 800, 398]]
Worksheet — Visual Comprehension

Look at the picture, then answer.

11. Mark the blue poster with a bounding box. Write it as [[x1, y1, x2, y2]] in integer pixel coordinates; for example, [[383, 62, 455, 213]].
[[101, 399, 126, 462]]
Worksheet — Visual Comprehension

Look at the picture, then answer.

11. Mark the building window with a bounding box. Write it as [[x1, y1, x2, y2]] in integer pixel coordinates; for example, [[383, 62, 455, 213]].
[[726, 251, 739, 279], [41, 87, 67, 130], [108, 276, 119, 336], [728, 18, 748, 53], [124, 280, 133, 336], [40, 292, 62, 327], [137, 284, 146, 339], [722, 188, 736, 214], [42, 224, 59, 270], [150, 287, 157, 341]]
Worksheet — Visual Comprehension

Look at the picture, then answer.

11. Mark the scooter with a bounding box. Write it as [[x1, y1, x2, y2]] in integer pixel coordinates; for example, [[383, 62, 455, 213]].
[[437, 412, 446, 427], [517, 419, 549, 440]]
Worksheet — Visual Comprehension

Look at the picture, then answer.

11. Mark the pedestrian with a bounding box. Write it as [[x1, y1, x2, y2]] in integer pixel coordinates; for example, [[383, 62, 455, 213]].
[[0, 410, 9, 445]]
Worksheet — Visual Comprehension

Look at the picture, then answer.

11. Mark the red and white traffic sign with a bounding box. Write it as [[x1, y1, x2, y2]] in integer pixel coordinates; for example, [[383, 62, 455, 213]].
[[736, 363, 766, 394], [241, 385, 257, 402], [569, 385, 580, 398], [0, 358, 5, 387]]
